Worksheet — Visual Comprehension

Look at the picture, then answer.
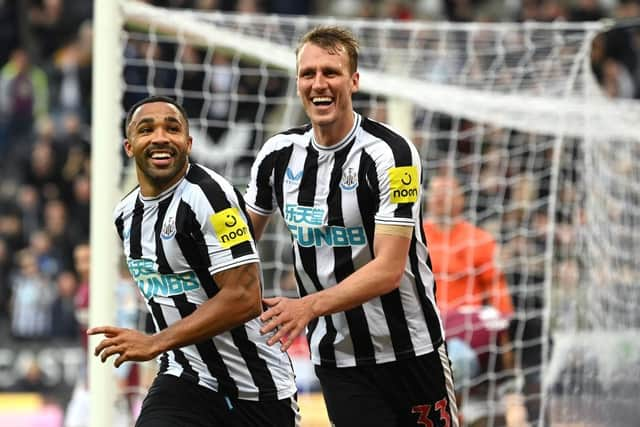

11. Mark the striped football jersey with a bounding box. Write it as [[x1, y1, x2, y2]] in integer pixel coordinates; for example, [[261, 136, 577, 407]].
[[114, 163, 296, 400], [245, 112, 445, 368]]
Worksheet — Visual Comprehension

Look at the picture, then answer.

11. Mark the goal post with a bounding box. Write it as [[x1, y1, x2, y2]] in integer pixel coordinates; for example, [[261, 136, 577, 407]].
[[89, 1, 122, 427], [91, 1, 640, 426]]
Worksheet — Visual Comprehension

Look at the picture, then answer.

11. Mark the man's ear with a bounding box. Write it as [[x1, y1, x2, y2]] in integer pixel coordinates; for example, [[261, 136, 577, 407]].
[[123, 139, 134, 158], [351, 71, 360, 93]]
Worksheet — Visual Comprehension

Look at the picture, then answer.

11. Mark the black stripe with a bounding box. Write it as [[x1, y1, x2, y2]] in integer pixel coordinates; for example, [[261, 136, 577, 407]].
[[186, 164, 253, 259], [175, 201, 218, 298], [329, 142, 375, 364], [230, 326, 279, 400], [380, 290, 414, 359], [356, 151, 378, 255], [361, 117, 413, 166], [149, 298, 199, 382], [298, 144, 319, 207], [418, 207, 435, 272], [154, 198, 173, 275], [318, 315, 338, 368], [115, 213, 124, 241], [172, 294, 239, 397], [234, 187, 255, 238], [186, 164, 231, 210], [129, 197, 144, 259], [409, 239, 443, 347], [361, 117, 414, 218], [254, 146, 293, 213], [272, 145, 294, 216]]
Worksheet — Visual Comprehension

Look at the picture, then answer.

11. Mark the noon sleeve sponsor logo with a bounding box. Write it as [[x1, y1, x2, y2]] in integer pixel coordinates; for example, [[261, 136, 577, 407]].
[[388, 166, 419, 204], [209, 207, 251, 249], [128, 259, 200, 299]]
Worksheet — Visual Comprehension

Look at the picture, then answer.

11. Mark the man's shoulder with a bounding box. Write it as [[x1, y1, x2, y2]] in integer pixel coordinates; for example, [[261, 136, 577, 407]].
[[185, 162, 225, 184], [114, 186, 139, 214], [265, 124, 312, 145], [255, 125, 311, 159], [277, 123, 312, 137], [359, 116, 411, 145]]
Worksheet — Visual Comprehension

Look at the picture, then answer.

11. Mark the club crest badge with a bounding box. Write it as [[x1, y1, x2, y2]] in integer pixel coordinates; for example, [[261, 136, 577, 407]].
[[161, 217, 177, 240], [339, 167, 358, 191]]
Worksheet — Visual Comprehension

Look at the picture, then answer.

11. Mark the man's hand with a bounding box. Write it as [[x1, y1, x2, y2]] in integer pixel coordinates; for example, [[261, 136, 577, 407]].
[[260, 297, 314, 352], [87, 326, 160, 368]]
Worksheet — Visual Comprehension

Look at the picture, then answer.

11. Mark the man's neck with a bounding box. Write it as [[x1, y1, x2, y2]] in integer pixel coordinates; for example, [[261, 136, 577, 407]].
[[312, 112, 355, 147], [137, 166, 188, 198]]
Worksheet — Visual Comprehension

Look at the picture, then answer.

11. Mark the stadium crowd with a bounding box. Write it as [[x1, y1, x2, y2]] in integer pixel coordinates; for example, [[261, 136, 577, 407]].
[[0, 0, 638, 425]]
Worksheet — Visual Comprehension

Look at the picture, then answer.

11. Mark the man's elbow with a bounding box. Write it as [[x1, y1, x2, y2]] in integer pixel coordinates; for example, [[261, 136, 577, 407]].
[[384, 268, 404, 293], [238, 288, 262, 322]]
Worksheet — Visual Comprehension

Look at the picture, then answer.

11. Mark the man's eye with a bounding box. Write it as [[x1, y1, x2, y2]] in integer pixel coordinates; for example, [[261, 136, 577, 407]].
[[139, 127, 152, 134]]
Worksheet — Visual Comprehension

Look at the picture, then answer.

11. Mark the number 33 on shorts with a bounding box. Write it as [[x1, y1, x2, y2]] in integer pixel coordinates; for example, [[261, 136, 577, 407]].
[[412, 398, 451, 427]]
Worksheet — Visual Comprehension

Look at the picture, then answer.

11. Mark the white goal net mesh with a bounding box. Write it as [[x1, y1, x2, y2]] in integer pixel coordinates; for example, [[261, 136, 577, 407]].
[[108, 1, 640, 425]]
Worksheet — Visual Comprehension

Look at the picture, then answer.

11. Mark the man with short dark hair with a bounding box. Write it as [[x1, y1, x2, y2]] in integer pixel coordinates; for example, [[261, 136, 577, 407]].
[[89, 95, 299, 427]]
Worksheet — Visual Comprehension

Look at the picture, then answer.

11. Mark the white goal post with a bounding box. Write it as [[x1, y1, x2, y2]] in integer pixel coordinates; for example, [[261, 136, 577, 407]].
[[90, 1, 640, 426]]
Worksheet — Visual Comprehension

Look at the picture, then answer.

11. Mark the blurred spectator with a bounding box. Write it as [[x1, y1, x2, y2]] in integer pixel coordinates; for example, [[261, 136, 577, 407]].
[[16, 184, 42, 241], [423, 174, 514, 316], [28, 0, 91, 61], [0, 203, 26, 257], [49, 20, 93, 120], [66, 175, 91, 239], [29, 229, 62, 279], [23, 140, 63, 201], [0, 48, 49, 153], [11, 359, 50, 393], [43, 199, 78, 271], [50, 270, 80, 339], [9, 248, 55, 340]]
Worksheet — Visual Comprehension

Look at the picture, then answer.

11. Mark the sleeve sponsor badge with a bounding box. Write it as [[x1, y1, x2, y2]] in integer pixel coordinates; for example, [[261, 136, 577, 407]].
[[388, 166, 419, 204], [209, 208, 251, 249]]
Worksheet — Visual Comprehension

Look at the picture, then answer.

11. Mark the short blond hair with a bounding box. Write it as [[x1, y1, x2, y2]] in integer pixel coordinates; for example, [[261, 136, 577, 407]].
[[296, 26, 359, 74]]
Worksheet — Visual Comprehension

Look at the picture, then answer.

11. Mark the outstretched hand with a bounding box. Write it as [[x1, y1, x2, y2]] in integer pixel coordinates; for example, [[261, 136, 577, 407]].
[[87, 326, 160, 368], [260, 296, 314, 352]]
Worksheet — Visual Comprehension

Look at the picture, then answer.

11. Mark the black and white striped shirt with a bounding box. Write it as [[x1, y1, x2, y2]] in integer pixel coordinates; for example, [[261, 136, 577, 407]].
[[245, 112, 444, 368], [114, 163, 296, 401]]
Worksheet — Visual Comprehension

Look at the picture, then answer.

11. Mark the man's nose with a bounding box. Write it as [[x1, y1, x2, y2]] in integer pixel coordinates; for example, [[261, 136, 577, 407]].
[[151, 127, 170, 142], [312, 73, 328, 89]]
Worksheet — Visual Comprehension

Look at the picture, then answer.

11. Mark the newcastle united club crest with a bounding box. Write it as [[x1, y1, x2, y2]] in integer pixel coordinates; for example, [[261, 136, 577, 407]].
[[340, 167, 358, 191], [161, 217, 177, 240]]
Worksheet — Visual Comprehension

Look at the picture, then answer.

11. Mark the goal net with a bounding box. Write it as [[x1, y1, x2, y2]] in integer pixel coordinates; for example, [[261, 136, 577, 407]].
[[91, 1, 640, 426]]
